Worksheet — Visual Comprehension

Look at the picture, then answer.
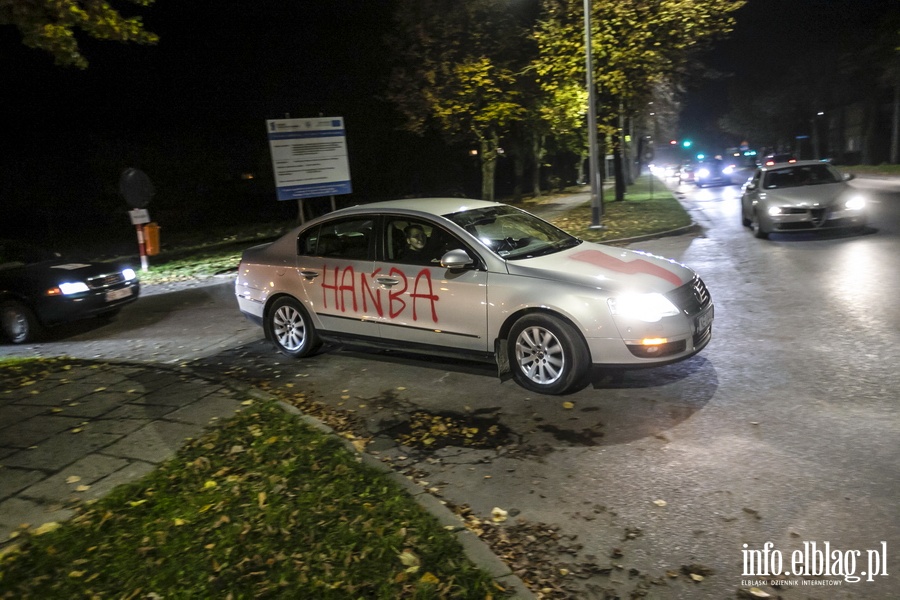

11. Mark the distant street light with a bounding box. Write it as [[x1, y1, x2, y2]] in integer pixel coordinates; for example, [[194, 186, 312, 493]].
[[584, 0, 603, 228]]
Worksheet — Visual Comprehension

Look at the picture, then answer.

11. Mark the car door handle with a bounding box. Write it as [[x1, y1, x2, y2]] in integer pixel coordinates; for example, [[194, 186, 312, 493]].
[[299, 270, 319, 280], [375, 276, 401, 287]]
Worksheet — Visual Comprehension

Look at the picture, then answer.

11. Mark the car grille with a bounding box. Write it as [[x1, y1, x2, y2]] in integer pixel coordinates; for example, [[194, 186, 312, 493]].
[[86, 272, 126, 290], [810, 208, 827, 226], [666, 276, 711, 317]]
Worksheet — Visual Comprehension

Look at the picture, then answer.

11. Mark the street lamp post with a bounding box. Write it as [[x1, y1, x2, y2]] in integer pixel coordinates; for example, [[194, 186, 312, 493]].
[[584, 0, 603, 227]]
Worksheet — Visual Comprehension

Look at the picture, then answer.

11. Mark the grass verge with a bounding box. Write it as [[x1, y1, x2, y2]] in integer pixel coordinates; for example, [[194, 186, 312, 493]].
[[539, 176, 692, 244], [0, 361, 503, 599]]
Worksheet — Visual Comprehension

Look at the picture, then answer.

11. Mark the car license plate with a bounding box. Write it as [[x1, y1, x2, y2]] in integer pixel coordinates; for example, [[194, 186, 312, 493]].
[[694, 305, 713, 333], [105, 287, 132, 302]]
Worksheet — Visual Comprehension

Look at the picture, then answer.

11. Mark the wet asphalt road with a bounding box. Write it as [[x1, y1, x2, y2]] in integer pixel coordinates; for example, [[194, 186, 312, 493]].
[[2, 178, 898, 598]]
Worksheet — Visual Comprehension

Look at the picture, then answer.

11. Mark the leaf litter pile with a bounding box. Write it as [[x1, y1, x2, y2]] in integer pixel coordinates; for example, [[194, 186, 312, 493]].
[[0, 397, 503, 599]]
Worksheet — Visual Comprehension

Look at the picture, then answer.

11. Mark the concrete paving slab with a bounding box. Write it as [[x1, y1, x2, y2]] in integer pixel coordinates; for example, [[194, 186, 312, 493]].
[[100, 420, 204, 463], [2, 430, 124, 471], [0, 468, 44, 502], [1, 414, 85, 449], [0, 497, 75, 541], [164, 395, 244, 426], [20, 454, 129, 502]]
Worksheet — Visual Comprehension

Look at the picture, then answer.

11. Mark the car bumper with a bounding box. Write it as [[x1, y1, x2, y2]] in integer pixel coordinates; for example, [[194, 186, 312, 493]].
[[33, 283, 140, 327], [766, 209, 866, 232]]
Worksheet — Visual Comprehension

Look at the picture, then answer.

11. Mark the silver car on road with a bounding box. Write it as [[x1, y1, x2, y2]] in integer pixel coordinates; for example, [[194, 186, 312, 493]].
[[236, 199, 714, 395], [740, 160, 867, 239]]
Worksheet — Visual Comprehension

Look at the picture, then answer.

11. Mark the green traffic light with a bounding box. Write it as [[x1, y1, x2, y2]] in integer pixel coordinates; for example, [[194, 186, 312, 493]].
[[682, 140, 692, 148]]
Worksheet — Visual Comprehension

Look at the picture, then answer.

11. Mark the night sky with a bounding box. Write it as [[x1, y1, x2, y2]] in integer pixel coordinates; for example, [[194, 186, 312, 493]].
[[0, 0, 897, 210], [680, 0, 899, 148]]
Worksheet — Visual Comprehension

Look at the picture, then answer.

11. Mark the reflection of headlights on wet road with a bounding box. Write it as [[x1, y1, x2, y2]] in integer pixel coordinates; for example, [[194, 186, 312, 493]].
[[844, 196, 866, 211], [608, 293, 680, 323]]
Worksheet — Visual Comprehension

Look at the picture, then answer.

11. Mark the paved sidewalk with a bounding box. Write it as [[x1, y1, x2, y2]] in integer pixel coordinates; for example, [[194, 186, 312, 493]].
[[0, 359, 536, 598], [0, 361, 248, 542]]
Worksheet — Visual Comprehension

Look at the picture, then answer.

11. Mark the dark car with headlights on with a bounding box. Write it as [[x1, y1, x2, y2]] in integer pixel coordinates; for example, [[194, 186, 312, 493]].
[[0, 240, 140, 343], [236, 198, 714, 395], [740, 161, 866, 239], [694, 159, 731, 187]]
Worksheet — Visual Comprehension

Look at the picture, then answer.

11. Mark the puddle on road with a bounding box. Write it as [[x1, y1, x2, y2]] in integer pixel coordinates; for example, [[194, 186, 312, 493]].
[[386, 410, 516, 451]]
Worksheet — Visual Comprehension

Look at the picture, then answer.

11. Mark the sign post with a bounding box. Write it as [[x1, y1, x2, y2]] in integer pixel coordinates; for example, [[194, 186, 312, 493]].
[[266, 117, 352, 222], [119, 168, 155, 272], [128, 208, 151, 272]]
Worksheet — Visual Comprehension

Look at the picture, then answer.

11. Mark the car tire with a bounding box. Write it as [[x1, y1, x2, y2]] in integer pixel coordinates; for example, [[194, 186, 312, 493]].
[[265, 296, 322, 358], [750, 211, 769, 239], [0, 300, 41, 344], [507, 313, 590, 395]]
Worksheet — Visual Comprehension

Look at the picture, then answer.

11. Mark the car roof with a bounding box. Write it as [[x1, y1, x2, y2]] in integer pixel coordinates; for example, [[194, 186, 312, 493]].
[[759, 159, 833, 171], [332, 197, 503, 218]]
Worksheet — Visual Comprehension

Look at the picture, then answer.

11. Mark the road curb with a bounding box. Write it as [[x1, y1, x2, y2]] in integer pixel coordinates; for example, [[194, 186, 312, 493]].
[[275, 399, 537, 599]]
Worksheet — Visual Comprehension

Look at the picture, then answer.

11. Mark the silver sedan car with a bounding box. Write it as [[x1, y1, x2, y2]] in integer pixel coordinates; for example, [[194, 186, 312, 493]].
[[235, 199, 714, 395], [740, 160, 867, 239]]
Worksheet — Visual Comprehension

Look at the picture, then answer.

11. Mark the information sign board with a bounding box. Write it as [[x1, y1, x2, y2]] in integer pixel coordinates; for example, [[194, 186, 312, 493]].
[[266, 117, 352, 200]]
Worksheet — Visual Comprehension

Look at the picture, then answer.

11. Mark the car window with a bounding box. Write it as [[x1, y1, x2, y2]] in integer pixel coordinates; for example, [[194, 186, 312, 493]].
[[297, 217, 374, 260], [446, 205, 580, 260], [762, 164, 841, 189], [384, 218, 463, 266]]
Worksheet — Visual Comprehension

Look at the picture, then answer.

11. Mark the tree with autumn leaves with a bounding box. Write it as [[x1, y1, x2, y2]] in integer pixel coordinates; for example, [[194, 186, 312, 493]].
[[0, 0, 158, 68], [389, 0, 744, 201]]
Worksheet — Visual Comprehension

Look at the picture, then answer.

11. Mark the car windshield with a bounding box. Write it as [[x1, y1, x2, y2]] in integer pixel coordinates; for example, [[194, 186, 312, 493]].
[[445, 205, 581, 260], [762, 164, 842, 189], [0, 241, 60, 269]]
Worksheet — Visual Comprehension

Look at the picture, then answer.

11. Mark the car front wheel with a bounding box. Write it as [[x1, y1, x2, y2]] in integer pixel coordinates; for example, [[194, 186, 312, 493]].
[[0, 300, 41, 344], [507, 314, 590, 395], [265, 297, 322, 358], [750, 210, 769, 239]]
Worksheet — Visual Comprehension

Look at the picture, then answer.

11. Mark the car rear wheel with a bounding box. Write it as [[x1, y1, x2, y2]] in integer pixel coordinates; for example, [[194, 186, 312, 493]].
[[507, 314, 590, 395], [0, 300, 41, 344], [265, 297, 322, 358], [750, 210, 769, 239]]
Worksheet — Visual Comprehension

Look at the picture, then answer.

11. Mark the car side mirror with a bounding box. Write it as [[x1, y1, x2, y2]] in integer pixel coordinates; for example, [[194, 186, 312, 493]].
[[440, 249, 473, 269], [745, 182, 757, 191]]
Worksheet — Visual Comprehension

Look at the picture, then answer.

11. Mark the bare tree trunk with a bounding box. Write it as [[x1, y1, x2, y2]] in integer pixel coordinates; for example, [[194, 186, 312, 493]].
[[531, 134, 545, 197], [613, 132, 625, 201], [891, 82, 899, 164], [479, 134, 499, 201]]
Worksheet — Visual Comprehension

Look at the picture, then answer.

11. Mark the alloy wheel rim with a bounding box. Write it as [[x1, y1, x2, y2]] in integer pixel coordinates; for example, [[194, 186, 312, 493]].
[[515, 326, 565, 385], [273, 306, 306, 351]]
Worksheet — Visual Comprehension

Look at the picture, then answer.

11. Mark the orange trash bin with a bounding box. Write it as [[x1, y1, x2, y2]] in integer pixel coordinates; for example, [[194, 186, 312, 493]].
[[144, 222, 161, 256]]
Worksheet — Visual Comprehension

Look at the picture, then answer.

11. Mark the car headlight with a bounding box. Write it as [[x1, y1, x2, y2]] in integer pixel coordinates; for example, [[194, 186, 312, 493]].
[[697, 168, 710, 178], [607, 293, 680, 323], [844, 196, 865, 211], [768, 206, 783, 216], [723, 165, 735, 175], [58, 282, 90, 295], [122, 268, 137, 281]]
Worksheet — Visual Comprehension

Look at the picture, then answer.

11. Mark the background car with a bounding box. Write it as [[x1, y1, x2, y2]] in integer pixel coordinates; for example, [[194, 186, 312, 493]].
[[0, 240, 140, 343], [236, 198, 714, 395], [760, 153, 797, 166], [694, 159, 730, 187], [663, 163, 681, 179], [678, 164, 696, 184], [740, 160, 867, 239]]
